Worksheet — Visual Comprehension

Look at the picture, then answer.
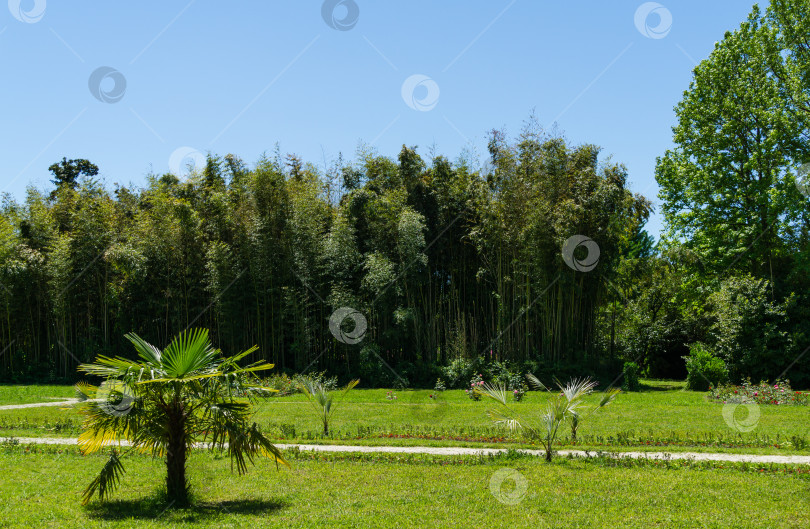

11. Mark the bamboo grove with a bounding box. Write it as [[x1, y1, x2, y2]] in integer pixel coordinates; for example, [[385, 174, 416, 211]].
[[4, 1, 810, 387], [0, 128, 651, 384]]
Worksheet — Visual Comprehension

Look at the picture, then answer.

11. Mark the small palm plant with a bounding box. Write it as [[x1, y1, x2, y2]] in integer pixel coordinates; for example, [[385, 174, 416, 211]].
[[75, 328, 287, 507], [527, 374, 619, 442], [298, 376, 359, 436], [479, 375, 618, 461]]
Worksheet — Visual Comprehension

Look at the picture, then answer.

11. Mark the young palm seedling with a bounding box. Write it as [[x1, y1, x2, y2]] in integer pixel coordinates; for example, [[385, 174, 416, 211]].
[[74, 328, 287, 507], [479, 375, 619, 461], [527, 374, 619, 442], [298, 376, 360, 436]]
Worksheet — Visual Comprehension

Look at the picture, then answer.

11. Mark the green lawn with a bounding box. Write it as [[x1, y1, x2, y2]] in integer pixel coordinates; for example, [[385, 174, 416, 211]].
[[1, 382, 809, 454], [1, 444, 807, 528], [0, 384, 75, 406]]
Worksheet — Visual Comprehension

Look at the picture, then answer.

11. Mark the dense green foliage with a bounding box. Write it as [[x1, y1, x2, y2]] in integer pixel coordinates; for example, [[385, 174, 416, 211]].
[[684, 343, 729, 391], [621, 361, 640, 392], [1, 1, 809, 388], [639, 0, 810, 385], [0, 127, 649, 385]]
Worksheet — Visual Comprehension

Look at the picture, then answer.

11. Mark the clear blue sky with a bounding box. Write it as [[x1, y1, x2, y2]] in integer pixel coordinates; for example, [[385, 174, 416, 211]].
[[2, 1, 759, 236]]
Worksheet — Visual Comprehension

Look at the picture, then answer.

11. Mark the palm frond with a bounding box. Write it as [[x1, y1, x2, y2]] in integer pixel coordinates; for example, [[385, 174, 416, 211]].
[[477, 382, 509, 405], [81, 449, 126, 505], [74, 381, 97, 401], [298, 377, 358, 435], [343, 379, 360, 393], [78, 424, 123, 455], [596, 387, 620, 409], [218, 346, 261, 371], [161, 328, 218, 378], [525, 373, 548, 392], [201, 400, 252, 451], [78, 356, 143, 378], [123, 333, 162, 366], [241, 422, 290, 469], [486, 407, 522, 432], [558, 377, 598, 402]]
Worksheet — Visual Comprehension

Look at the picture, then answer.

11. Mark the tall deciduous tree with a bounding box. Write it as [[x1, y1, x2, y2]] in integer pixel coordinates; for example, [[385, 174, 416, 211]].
[[656, 6, 802, 279]]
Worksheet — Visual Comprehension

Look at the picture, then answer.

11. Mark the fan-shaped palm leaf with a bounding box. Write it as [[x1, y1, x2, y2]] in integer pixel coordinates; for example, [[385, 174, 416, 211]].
[[76, 328, 286, 507]]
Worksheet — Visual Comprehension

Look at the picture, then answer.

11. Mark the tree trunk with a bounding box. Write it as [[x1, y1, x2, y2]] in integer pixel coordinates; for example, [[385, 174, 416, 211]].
[[166, 403, 189, 506]]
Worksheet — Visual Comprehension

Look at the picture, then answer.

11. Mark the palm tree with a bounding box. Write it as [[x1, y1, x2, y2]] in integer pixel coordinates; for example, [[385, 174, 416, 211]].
[[479, 375, 619, 461], [298, 377, 359, 436], [75, 328, 287, 507]]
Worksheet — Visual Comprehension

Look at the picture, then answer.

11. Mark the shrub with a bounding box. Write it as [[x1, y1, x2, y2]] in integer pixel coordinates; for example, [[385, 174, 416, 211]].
[[506, 372, 527, 401], [356, 344, 395, 387], [707, 275, 792, 383], [684, 343, 728, 391], [441, 357, 480, 389], [621, 362, 640, 391], [260, 372, 296, 395], [434, 378, 446, 392], [511, 383, 527, 402], [465, 373, 485, 400], [488, 360, 513, 386]]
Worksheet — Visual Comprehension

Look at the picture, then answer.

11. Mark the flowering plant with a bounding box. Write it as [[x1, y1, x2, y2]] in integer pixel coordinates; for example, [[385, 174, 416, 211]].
[[512, 383, 528, 402], [465, 373, 485, 401], [709, 378, 809, 406], [506, 372, 527, 401], [386, 390, 397, 401]]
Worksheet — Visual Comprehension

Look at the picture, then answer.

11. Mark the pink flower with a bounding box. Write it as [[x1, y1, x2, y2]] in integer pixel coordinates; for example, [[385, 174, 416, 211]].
[[753, 392, 758, 396]]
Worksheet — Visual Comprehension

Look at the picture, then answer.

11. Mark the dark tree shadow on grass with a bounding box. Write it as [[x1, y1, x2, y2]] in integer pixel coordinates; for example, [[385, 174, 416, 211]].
[[638, 382, 684, 392], [86, 496, 287, 521]]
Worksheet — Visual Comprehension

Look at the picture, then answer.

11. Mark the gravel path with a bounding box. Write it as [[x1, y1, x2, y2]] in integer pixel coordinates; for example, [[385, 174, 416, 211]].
[[0, 399, 81, 410], [2, 436, 809, 465]]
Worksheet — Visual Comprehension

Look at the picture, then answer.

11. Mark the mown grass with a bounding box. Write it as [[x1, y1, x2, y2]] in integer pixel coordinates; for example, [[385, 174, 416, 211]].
[[1, 443, 807, 528], [0, 384, 75, 405], [2, 382, 809, 454]]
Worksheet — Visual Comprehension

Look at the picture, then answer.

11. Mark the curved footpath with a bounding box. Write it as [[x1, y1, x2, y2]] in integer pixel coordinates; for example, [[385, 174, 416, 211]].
[[2, 436, 809, 465]]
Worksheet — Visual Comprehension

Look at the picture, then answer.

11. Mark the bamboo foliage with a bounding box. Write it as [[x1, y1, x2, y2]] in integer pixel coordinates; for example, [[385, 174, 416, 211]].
[[0, 131, 649, 382]]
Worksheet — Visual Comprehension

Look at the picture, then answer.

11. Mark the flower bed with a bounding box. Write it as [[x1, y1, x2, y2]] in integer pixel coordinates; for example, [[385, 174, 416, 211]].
[[709, 379, 810, 406]]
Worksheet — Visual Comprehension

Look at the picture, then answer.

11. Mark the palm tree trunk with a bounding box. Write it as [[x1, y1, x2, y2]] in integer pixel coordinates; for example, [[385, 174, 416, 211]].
[[166, 403, 189, 506]]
